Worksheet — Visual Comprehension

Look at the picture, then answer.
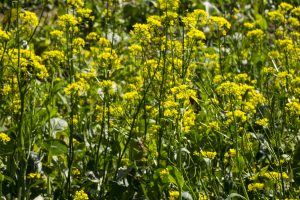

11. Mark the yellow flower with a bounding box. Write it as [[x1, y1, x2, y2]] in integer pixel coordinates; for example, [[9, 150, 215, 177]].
[[286, 99, 300, 116], [50, 30, 64, 38], [42, 50, 65, 61], [57, 14, 78, 27], [1, 84, 12, 95], [187, 28, 206, 40], [77, 8, 93, 19], [20, 11, 38, 27], [73, 37, 85, 47], [160, 168, 169, 176], [243, 22, 256, 29], [246, 29, 264, 41], [72, 168, 81, 175], [0, 28, 11, 40], [130, 24, 151, 43], [67, 0, 84, 8], [279, 2, 293, 12], [73, 190, 89, 200], [225, 149, 236, 157], [199, 193, 208, 200], [27, 172, 41, 179], [169, 191, 180, 200], [86, 32, 98, 40], [267, 11, 285, 23], [200, 151, 217, 159], [262, 171, 289, 180], [128, 44, 143, 56], [147, 15, 162, 27], [292, 7, 300, 16], [158, 0, 180, 11], [0, 132, 11, 142], [209, 16, 231, 35], [226, 110, 247, 124], [208, 121, 220, 131], [248, 183, 264, 191], [255, 118, 269, 127], [123, 91, 139, 100]]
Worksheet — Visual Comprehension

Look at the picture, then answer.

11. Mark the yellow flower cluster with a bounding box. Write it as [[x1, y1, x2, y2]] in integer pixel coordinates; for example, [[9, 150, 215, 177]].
[[73, 190, 89, 200], [262, 171, 289, 180], [187, 28, 206, 40], [130, 24, 151, 43], [128, 44, 143, 56], [255, 118, 269, 127], [1, 84, 12, 95], [169, 191, 180, 200], [246, 29, 264, 41], [64, 78, 90, 96], [42, 50, 65, 61], [279, 2, 293, 13], [98, 48, 121, 69], [19, 11, 39, 28], [0, 27, 11, 41], [0, 132, 11, 142], [77, 8, 94, 21], [50, 30, 64, 38], [268, 10, 285, 23], [226, 110, 247, 124], [8, 49, 49, 79], [248, 182, 264, 191], [67, 0, 84, 8], [209, 16, 231, 35], [286, 99, 300, 116], [199, 193, 208, 200], [160, 168, 169, 177], [27, 172, 41, 179], [73, 37, 85, 48], [225, 149, 236, 157], [182, 109, 196, 133], [182, 9, 207, 28], [57, 14, 79, 27], [199, 151, 217, 159], [157, 0, 180, 11], [72, 168, 81, 176]]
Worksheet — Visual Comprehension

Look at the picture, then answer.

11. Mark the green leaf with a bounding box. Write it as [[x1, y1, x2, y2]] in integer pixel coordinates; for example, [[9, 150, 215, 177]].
[[43, 139, 68, 155], [44, 118, 68, 138], [173, 167, 185, 189]]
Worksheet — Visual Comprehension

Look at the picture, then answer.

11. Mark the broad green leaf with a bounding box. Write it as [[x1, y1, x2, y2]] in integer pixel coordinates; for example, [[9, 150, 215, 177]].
[[43, 139, 68, 155]]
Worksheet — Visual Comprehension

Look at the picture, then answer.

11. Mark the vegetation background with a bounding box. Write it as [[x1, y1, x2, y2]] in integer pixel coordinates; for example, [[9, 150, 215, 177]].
[[0, 0, 300, 199]]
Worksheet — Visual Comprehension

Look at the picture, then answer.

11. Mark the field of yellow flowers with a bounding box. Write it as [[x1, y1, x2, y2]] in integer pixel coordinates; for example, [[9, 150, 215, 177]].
[[0, 0, 300, 199]]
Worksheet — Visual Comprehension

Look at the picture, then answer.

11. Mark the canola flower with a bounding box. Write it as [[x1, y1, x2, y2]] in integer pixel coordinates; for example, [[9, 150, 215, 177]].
[[187, 28, 206, 40], [157, 0, 180, 11], [0, 28, 11, 41], [19, 11, 38, 28], [194, 150, 217, 159], [67, 0, 84, 8], [27, 172, 41, 179], [209, 16, 231, 35], [169, 191, 180, 200], [248, 183, 264, 191], [246, 29, 264, 41], [199, 193, 208, 200], [255, 118, 269, 127], [1, 1, 300, 199], [0, 132, 11, 142], [73, 190, 89, 200], [225, 149, 237, 157]]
